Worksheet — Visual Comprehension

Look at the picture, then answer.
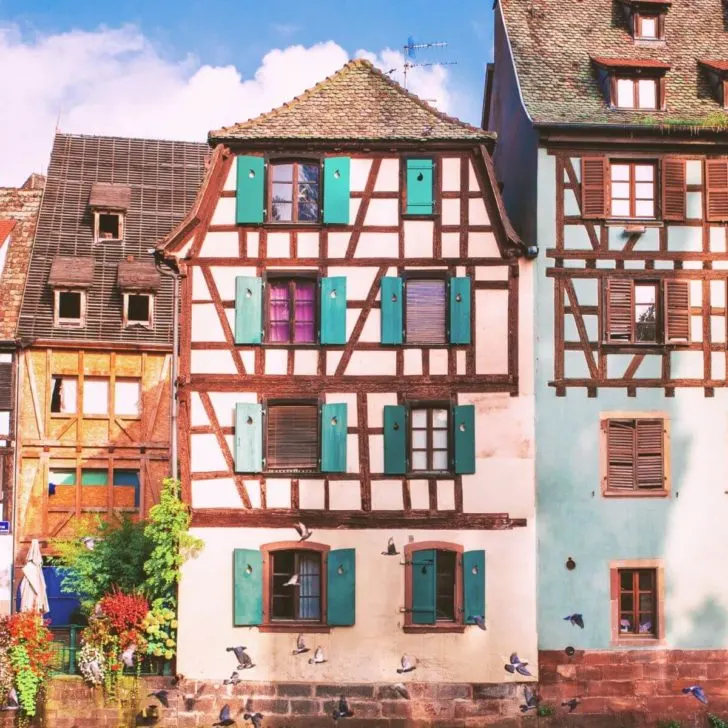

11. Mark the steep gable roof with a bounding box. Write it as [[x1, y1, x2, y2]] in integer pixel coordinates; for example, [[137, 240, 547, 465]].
[[210, 59, 492, 143]]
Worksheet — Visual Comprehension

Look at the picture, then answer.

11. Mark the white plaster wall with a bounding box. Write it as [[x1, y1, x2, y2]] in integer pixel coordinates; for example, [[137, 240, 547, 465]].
[[469, 198, 490, 226], [200, 231, 239, 258], [475, 289, 509, 374], [297, 233, 319, 258], [209, 266, 257, 300], [247, 232, 260, 258], [403, 221, 434, 258], [441, 158, 461, 191], [294, 350, 318, 375], [327, 266, 377, 301], [267, 233, 290, 258], [192, 479, 243, 509], [350, 159, 372, 192], [365, 199, 399, 226], [345, 351, 397, 376], [328, 233, 350, 258], [354, 232, 399, 258], [210, 198, 236, 226], [469, 233, 500, 258], [190, 392, 209, 427], [192, 267, 211, 300], [441, 199, 461, 226], [190, 350, 237, 375], [191, 304, 226, 343], [191, 434, 227, 472], [375, 159, 399, 192], [442, 232, 460, 258], [468, 162, 479, 191]]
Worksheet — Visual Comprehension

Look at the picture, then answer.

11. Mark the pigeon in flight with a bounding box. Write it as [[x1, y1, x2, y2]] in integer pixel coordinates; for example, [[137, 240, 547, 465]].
[[148, 690, 169, 708], [392, 683, 410, 700], [81, 536, 96, 550], [519, 686, 540, 712], [183, 685, 205, 712], [283, 573, 299, 587], [223, 671, 241, 686], [294, 522, 312, 542], [381, 537, 399, 556], [332, 695, 354, 720], [562, 697, 581, 713], [397, 655, 417, 674], [170, 673, 184, 687], [470, 615, 486, 631], [121, 644, 136, 668], [504, 653, 532, 677], [227, 646, 254, 670], [308, 646, 327, 665], [292, 634, 310, 655], [682, 685, 708, 704], [243, 711, 263, 728], [564, 613, 585, 629], [213, 704, 236, 726]]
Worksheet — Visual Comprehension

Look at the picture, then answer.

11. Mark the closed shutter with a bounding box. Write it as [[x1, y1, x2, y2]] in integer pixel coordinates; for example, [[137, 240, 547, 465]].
[[706, 159, 728, 222], [606, 420, 636, 490], [453, 405, 475, 475], [383, 405, 407, 474], [235, 276, 262, 344], [405, 278, 446, 344], [0, 363, 11, 410], [320, 277, 347, 345], [233, 549, 263, 626], [449, 277, 472, 345], [321, 403, 347, 473], [234, 403, 263, 473], [266, 403, 318, 472], [635, 419, 664, 490], [380, 277, 403, 345], [605, 278, 634, 342], [236, 156, 265, 224], [406, 159, 434, 215], [582, 157, 608, 219], [323, 157, 351, 224], [664, 280, 690, 343], [661, 158, 686, 221], [410, 549, 436, 625], [327, 548, 355, 626], [462, 550, 486, 624]]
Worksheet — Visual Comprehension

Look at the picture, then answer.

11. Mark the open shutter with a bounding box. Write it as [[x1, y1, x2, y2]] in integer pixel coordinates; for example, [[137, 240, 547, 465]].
[[323, 157, 351, 224], [635, 419, 664, 490], [664, 280, 690, 343], [462, 550, 486, 625], [606, 420, 636, 490], [706, 160, 728, 222], [410, 549, 436, 624], [581, 157, 608, 219], [236, 156, 265, 224], [327, 548, 355, 626], [449, 277, 472, 345], [235, 276, 262, 344], [321, 403, 347, 473], [233, 549, 263, 626], [662, 158, 686, 221], [0, 363, 11, 410], [453, 405, 475, 475], [406, 159, 434, 215], [320, 277, 347, 345], [383, 405, 407, 475], [605, 278, 634, 342], [380, 277, 403, 345], [234, 403, 263, 473]]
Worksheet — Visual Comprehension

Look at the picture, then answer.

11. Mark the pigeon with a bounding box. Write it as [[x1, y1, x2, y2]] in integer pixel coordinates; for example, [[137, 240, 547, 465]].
[[223, 671, 241, 686], [227, 646, 254, 670], [504, 653, 532, 677], [520, 686, 540, 712], [121, 644, 136, 668], [283, 573, 299, 587], [470, 615, 486, 631], [2, 687, 18, 710], [170, 673, 184, 687], [397, 655, 416, 674], [308, 646, 327, 665], [81, 536, 96, 550], [562, 697, 581, 713], [294, 521, 312, 542], [682, 685, 708, 704], [392, 683, 410, 700], [243, 712, 263, 728], [381, 537, 399, 556], [564, 613, 585, 629], [213, 704, 236, 727], [137, 704, 160, 725], [148, 690, 169, 708], [183, 684, 205, 712], [292, 634, 310, 655], [87, 659, 103, 683], [332, 695, 354, 720]]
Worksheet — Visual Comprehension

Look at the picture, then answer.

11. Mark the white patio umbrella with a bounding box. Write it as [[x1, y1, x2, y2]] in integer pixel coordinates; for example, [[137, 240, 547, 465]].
[[18, 539, 49, 614]]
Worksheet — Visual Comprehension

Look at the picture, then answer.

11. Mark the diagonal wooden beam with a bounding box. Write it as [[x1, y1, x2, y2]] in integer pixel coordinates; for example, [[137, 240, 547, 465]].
[[202, 266, 246, 375], [53, 416, 78, 441], [563, 278, 599, 379], [623, 354, 645, 379], [345, 159, 382, 259], [144, 354, 171, 441], [563, 158, 600, 251], [25, 354, 44, 439]]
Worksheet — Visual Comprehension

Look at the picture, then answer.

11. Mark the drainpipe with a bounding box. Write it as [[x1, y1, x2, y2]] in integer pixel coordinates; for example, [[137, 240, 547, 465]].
[[8, 338, 24, 613]]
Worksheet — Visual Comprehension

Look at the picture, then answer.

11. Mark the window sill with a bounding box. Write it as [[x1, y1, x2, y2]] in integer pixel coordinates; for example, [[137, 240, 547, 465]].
[[259, 623, 331, 634], [603, 489, 669, 498], [83, 414, 110, 419], [116, 415, 142, 421], [402, 213, 439, 221], [54, 323, 85, 329], [261, 343, 320, 349], [611, 637, 665, 647], [407, 471, 454, 478], [605, 219, 663, 227], [403, 624, 465, 634], [261, 222, 323, 229], [50, 413, 77, 419]]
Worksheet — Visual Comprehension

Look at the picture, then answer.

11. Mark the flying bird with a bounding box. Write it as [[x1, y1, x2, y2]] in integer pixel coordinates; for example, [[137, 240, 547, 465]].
[[283, 573, 299, 587], [81, 536, 96, 550], [223, 671, 241, 686], [564, 613, 585, 629], [227, 646, 254, 670], [294, 521, 312, 542], [392, 683, 410, 700], [148, 690, 169, 708], [121, 644, 136, 668], [470, 615, 486, 630], [292, 634, 310, 655], [183, 684, 205, 712], [520, 686, 540, 713], [397, 655, 417, 674], [243, 711, 263, 728], [381, 537, 399, 556], [332, 695, 354, 720], [213, 704, 236, 727], [682, 685, 708, 705], [170, 673, 184, 687], [308, 646, 327, 665], [504, 653, 532, 677], [562, 697, 581, 713]]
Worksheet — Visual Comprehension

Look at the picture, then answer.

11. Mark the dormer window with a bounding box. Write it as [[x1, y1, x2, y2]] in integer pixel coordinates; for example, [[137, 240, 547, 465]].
[[616, 77, 657, 109], [591, 57, 670, 111], [117, 259, 161, 329], [698, 61, 728, 110], [616, 0, 670, 42], [96, 212, 123, 241], [634, 13, 660, 40], [48, 256, 94, 329], [89, 182, 131, 242]]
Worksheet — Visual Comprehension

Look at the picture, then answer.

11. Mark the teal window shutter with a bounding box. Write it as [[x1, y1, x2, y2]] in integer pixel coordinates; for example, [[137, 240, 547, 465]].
[[323, 157, 351, 224], [235, 276, 262, 344], [233, 549, 263, 626], [234, 403, 263, 473], [449, 277, 472, 345], [453, 404, 475, 474], [236, 155, 265, 224], [383, 405, 407, 474], [380, 277, 403, 345], [327, 548, 355, 626], [321, 403, 347, 472], [411, 549, 436, 624], [406, 159, 434, 215], [462, 550, 486, 625], [320, 277, 347, 344]]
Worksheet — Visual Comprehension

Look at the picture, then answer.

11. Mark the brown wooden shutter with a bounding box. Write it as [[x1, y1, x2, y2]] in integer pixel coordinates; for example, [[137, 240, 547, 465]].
[[664, 280, 690, 343], [635, 419, 664, 490], [605, 278, 634, 342], [582, 157, 608, 219], [0, 363, 11, 410], [661, 158, 686, 221], [405, 278, 447, 344], [706, 160, 728, 222], [266, 403, 318, 472], [606, 420, 635, 490]]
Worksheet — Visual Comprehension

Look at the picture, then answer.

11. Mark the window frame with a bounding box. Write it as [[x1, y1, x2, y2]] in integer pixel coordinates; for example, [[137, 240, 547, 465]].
[[260, 541, 331, 633], [263, 398, 321, 475], [267, 159, 323, 225], [610, 560, 665, 645], [82, 376, 110, 418], [263, 272, 319, 346], [93, 210, 125, 242], [634, 12, 663, 40], [53, 289, 86, 329], [123, 292, 154, 329], [402, 270, 450, 346], [407, 401, 452, 476], [50, 375, 79, 417], [609, 160, 658, 219], [403, 541, 464, 634], [113, 378, 142, 419], [611, 75, 661, 111]]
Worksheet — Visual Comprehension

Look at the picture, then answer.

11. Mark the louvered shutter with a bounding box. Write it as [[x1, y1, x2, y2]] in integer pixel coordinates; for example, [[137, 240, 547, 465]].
[[661, 159, 686, 221], [234, 403, 263, 473], [235, 276, 262, 344], [410, 549, 436, 625], [321, 403, 347, 473], [327, 548, 355, 626], [233, 549, 263, 626], [266, 404, 318, 472], [462, 550, 486, 625], [323, 157, 351, 224], [320, 277, 347, 345], [664, 280, 690, 343], [383, 405, 407, 474], [449, 277, 472, 345], [405, 278, 447, 344], [581, 157, 608, 219], [0, 363, 11, 410], [236, 156, 265, 224], [606, 420, 636, 490], [605, 278, 634, 342], [635, 420, 664, 490], [380, 277, 403, 345], [706, 160, 728, 222]]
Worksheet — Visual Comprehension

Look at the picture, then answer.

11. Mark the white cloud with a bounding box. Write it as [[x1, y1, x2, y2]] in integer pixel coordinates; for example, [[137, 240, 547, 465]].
[[0, 25, 455, 187]]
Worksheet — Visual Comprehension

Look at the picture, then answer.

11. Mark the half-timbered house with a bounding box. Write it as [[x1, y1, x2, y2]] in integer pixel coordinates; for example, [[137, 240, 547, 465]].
[[160, 59, 537, 715], [486, 0, 728, 718]]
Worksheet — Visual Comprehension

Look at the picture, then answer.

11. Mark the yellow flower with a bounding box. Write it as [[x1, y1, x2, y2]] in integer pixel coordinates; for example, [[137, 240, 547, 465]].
[[170, 621, 178, 629], [154, 648, 163, 657], [165, 639, 174, 648], [146, 626, 154, 634], [164, 651, 174, 660]]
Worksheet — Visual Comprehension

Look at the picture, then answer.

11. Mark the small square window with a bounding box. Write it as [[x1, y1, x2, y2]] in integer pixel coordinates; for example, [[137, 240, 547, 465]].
[[55, 290, 84, 327], [266, 402, 319, 472], [611, 564, 663, 643], [271, 549, 322, 621], [124, 293, 153, 328], [405, 277, 447, 344], [114, 379, 141, 417], [50, 376, 78, 415], [410, 406, 450, 473], [95, 212, 123, 241], [614, 78, 658, 110], [266, 278, 316, 343], [83, 377, 109, 416], [269, 162, 320, 223], [609, 162, 656, 219]]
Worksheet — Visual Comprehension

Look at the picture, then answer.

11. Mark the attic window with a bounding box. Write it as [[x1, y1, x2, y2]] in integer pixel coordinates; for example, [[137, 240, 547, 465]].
[[124, 293, 153, 328], [698, 61, 728, 110], [616, 77, 658, 109], [55, 290, 85, 328], [616, 0, 670, 42], [634, 13, 661, 40], [95, 211, 123, 242], [591, 58, 669, 111]]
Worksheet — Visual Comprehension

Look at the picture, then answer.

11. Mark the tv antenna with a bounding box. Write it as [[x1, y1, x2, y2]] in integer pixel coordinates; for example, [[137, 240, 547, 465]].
[[397, 36, 457, 91]]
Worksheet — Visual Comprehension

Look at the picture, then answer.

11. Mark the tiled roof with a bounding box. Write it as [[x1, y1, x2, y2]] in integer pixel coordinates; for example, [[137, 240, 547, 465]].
[[0, 220, 17, 246], [211, 58, 493, 143], [700, 59, 728, 73], [18, 134, 207, 345], [499, 0, 728, 127], [591, 57, 671, 70]]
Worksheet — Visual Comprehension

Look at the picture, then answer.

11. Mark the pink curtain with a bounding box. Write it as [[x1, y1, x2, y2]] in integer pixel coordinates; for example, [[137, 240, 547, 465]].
[[294, 281, 315, 343], [268, 282, 290, 342]]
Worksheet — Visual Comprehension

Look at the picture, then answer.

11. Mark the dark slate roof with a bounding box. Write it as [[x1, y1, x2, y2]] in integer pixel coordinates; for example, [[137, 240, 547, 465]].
[[499, 0, 728, 127], [210, 58, 493, 143], [48, 257, 95, 288], [18, 134, 207, 345]]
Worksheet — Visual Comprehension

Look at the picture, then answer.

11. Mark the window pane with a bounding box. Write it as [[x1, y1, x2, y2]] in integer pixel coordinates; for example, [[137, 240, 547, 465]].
[[433, 409, 448, 427], [127, 294, 151, 324], [80, 469, 108, 510], [298, 164, 320, 182], [639, 593, 653, 612], [411, 409, 427, 428], [268, 282, 291, 343], [639, 570, 654, 590], [98, 213, 120, 239], [638, 618, 654, 634], [635, 285, 656, 305], [298, 187, 320, 222], [83, 378, 109, 415], [635, 165, 655, 182], [271, 550, 296, 619], [271, 202, 292, 222], [58, 291, 82, 320], [115, 379, 141, 416], [635, 183, 654, 200], [620, 593, 634, 612], [293, 281, 315, 343], [620, 616, 634, 633], [406, 279, 447, 344], [611, 182, 630, 199], [271, 164, 293, 182], [49, 469, 76, 509], [432, 450, 449, 471], [640, 16, 657, 38], [616, 79, 635, 108], [51, 376, 77, 414], [435, 550, 456, 621], [298, 551, 321, 620], [612, 200, 631, 217], [635, 201, 655, 218], [611, 164, 630, 182], [411, 451, 427, 471], [433, 430, 448, 449], [412, 430, 427, 449], [267, 404, 318, 471], [638, 80, 657, 109], [272, 182, 293, 203], [620, 570, 633, 590]]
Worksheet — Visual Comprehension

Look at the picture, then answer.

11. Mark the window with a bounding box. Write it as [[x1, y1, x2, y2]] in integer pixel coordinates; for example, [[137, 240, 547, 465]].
[[266, 278, 316, 343], [270, 549, 322, 621], [410, 406, 449, 472], [48, 468, 139, 515], [94, 211, 123, 241], [602, 416, 668, 496], [124, 293, 153, 328], [610, 561, 664, 644], [405, 277, 447, 344], [113, 470, 140, 510], [634, 282, 658, 342], [269, 161, 320, 223], [83, 378, 109, 416], [54, 290, 85, 328], [610, 162, 656, 218], [50, 376, 78, 415], [266, 402, 319, 472], [114, 379, 141, 417], [614, 77, 658, 110]]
